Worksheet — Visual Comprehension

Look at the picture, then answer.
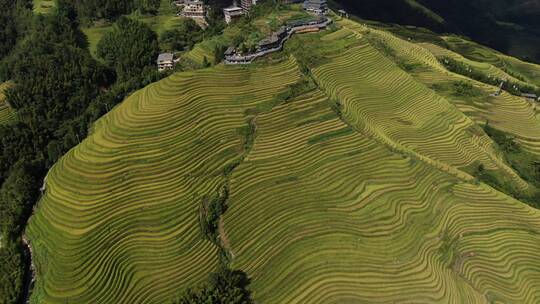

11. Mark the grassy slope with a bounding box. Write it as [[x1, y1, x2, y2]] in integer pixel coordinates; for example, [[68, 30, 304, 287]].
[[135, 0, 185, 35], [27, 14, 540, 303], [83, 25, 113, 58]]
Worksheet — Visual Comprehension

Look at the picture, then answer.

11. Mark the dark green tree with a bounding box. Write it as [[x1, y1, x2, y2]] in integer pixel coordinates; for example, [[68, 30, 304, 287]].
[[160, 18, 203, 52], [97, 16, 160, 81], [175, 268, 254, 304]]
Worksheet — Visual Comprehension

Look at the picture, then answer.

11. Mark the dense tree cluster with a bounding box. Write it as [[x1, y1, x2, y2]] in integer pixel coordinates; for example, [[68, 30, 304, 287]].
[[174, 268, 253, 304], [160, 19, 204, 52], [73, 0, 160, 22], [97, 16, 160, 81], [0, 161, 41, 303], [0, 0, 32, 59]]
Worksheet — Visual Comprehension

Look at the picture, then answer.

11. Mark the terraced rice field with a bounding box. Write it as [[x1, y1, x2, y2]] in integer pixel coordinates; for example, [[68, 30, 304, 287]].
[[312, 29, 527, 190], [354, 22, 540, 157], [397, 42, 540, 155], [421, 43, 533, 88], [443, 36, 504, 66], [26, 59, 302, 303], [224, 87, 540, 303], [0, 82, 15, 124], [26, 16, 540, 304]]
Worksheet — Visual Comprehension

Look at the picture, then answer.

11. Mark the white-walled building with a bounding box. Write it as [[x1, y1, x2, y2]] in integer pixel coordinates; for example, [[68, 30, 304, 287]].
[[241, 0, 257, 12], [182, 0, 206, 19]]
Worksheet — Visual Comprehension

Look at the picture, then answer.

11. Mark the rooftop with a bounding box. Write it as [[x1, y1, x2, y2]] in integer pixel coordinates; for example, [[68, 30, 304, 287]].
[[157, 53, 174, 63], [224, 6, 244, 14], [224, 47, 236, 56]]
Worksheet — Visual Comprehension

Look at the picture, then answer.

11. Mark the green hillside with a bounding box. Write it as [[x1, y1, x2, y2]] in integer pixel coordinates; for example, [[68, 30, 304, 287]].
[[26, 13, 540, 304]]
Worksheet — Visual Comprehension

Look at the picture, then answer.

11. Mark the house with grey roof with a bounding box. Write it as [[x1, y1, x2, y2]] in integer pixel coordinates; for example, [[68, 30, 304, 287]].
[[521, 93, 538, 101], [223, 6, 244, 23], [157, 53, 174, 71]]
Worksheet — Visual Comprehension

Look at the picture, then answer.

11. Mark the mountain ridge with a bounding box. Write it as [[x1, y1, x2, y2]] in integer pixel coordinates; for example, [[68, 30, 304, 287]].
[[25, 10, 540, 303]]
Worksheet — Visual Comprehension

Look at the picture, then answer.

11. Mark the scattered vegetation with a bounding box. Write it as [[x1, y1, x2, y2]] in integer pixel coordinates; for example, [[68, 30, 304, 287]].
[[479, 123, 540, 209], [452, 81, 482, 97], [200, 186, 229, 243]]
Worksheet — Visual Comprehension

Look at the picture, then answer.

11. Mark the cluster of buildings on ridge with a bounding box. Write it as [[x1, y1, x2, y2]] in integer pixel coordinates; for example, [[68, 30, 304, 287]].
[[173, 0, 206, 21], [224, 0, 328, 24], [158, 0, 330, 70], [172, 0, 328, 25]]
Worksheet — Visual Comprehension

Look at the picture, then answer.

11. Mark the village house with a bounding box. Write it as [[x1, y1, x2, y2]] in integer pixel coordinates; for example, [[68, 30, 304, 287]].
[[182, 0, 206, 19], [303, 0, 328, 15], [223, 6, 244, 24], [157, 53, 175, 71], [338, 9, 349, 18]]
